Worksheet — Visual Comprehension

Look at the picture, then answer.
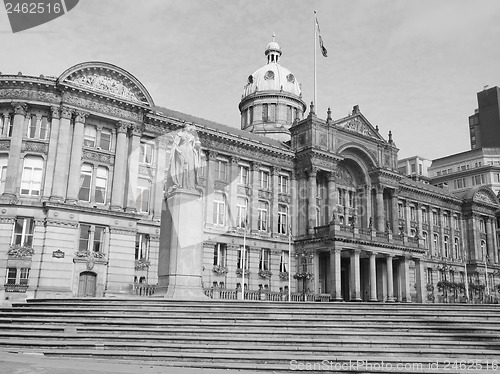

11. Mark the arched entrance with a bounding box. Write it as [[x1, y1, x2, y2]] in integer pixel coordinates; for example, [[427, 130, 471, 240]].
[[78, 271, 97, 297]]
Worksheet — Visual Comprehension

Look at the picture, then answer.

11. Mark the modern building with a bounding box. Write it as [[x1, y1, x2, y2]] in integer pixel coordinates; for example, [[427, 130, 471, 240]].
[[469, 86, 500, 149], [397, 155, 432, 183], [1, 39, 499, 303]]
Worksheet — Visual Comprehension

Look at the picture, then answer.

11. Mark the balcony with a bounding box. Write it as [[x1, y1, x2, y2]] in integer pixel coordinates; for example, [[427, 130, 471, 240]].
[[4, 283, 29, 293]]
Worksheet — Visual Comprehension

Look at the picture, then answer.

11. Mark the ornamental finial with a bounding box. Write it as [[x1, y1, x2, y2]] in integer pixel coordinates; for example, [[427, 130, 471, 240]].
[[272, 33, 276, 42]]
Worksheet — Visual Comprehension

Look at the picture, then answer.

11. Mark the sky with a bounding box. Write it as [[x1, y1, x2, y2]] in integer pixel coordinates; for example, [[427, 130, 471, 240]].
[[1, 0, 500, 159]]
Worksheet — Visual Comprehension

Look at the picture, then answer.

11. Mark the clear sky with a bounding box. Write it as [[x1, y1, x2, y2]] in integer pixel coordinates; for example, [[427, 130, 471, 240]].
[[1, 0, 499, 159]]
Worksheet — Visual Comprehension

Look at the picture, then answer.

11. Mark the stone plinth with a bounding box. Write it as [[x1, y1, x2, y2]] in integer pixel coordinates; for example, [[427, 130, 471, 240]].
[[157, 189, 206, 300]]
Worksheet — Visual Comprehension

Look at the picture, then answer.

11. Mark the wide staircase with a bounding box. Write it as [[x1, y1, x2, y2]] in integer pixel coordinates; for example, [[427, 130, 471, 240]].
[[0, 299, 499, 373]]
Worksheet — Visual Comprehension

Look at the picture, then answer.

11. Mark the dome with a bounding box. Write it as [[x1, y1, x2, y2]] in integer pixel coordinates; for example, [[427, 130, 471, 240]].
[[265, 41, 281, 54], [243, 63, 301, 98]]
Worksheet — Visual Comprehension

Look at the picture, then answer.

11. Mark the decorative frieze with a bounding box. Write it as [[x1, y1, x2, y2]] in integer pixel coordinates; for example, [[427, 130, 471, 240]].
[[258, 190, 271, 200], [45, 219, 79, 228], [0, 89, 59, 104], [82, 150, 114, 165], [139, 165, 155, 178], [109, 227, 136, 236], [7, 245, 34, 258], [237, 186, 251, 196], [70, 74, 143, 103], [65, 95, 143, 122], [0, 140, 10, 150], [24, 141, 48, 154], [278, 193, 290, 204]]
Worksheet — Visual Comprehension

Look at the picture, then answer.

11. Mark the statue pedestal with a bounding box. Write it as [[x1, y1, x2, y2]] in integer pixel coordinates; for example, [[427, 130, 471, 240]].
[[157, 188, 207, 300]]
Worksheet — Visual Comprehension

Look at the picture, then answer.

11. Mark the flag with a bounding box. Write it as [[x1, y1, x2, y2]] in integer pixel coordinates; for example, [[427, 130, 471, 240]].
[[315, 13, 328, 57]]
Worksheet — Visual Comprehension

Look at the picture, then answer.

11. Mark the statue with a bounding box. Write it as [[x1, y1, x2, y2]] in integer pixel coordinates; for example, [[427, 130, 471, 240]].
[[169, 125, 201, 191], [368, 217, 373, 229]]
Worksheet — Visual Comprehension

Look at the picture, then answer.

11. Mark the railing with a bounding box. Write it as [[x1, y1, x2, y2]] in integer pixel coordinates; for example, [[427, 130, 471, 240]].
[[4, 283, 28, 293], [133, 283, 156, 296]]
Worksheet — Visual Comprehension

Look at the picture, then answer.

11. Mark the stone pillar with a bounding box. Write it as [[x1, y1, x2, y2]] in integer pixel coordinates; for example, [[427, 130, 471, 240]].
[[1, 111, 10, 137], [205, 151, 217, 227], [110, 122, 129, 210], [492, 218, 499, 264], [152, 136, 168, 220], [249, 161, 261, 232], [66, 110, 88, 203], [349, 249, 361, 301], [290, 171, 298, 236], [404, 201, 411, 235], [50, 107, 73, 201], [369, 251, 377, 301], [327, 171, 337, 223], [2, 103, 27, 198], [125, 124, 141, 212], [308, 167, 318, 234], [375, 186, 384, 232], [486, 217, 495, 263], [414, 258, 426, 303], [416, 203, 423, 240], [386, 255, 395, 302], [400, 256, 411, 302], [391, 190, 399, 233], [158, 189, 207, 299], [271, 166, 280, 234], [229, 157, 240, 227], [364, 184, 372, 229], [329, 247, 342, 301], [42, 107, 61, 199]]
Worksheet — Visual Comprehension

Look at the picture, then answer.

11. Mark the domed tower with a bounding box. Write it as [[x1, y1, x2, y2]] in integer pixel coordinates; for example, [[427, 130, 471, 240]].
[[239, 35, 307, 142]]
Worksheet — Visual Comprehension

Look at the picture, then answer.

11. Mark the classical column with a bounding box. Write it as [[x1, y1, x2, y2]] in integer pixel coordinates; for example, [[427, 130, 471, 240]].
[[404, 201, 411, 235], [229, 157, 240, 226], [66, 110, 88, 203], [50, 106, 73, 201], [349, 249, 361, 301], [329, 247, 342, 301], [375, 186, 384, 232], [308, 167, 318, 234], [400, 256, 411, 302], [1, 112, 10, 137], [125, 124, 141, 212], [271, 166, 280, 234], [386, 255, 395, 302], [414, 258, 426, 303], [486, 217, 495, 263], [390, 190, 399, 233], [2, 103, 27, 198], [492, 218, 499, 264], [205, 151, 217, 226], [42, 107, 61, 199], [110, 122, 129, 210], [364, 184, 372, 229], [152, 136, 168, 220], [416, 203, 423, 240], [369, 251, 377, 301], [327, 171, 337, 223]]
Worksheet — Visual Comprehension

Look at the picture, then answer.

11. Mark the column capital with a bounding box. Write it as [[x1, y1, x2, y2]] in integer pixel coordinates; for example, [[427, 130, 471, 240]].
[[60, 106, 74, 120], [368, 250, 378, 257], [11, 102, 28, 116], [385, 254, 394, 259], [271, 166, 281, 176], [251, 161, 262, 171], [208, 151, 218, 160], [327, 170, 338, 181], [75, 110, 89, 124], [117, 121, 129, 134], [308, 166, 319, 177], [154, 136, 169, 150], [129, 123, 142, 136], [230, 156, 240, 165]]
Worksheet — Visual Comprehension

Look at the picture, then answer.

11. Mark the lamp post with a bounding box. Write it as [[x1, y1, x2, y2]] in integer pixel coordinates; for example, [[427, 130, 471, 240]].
[[294, 247, 314, 301], [463, 256, 469, 304]]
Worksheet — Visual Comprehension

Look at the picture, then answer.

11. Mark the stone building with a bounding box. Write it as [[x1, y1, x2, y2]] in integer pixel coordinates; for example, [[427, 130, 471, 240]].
[[0, 39, 499, 303]]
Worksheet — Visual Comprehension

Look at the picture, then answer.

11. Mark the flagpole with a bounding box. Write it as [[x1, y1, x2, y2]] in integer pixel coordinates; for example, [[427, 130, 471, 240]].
[[314, 10, 317, 110], [288, 221, 292, 302], [464, 257, 469, 303]]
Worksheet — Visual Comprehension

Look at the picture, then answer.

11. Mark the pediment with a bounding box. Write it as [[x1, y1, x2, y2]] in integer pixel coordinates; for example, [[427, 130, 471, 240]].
[[334, 114, 384, 141], [473, 189, 498, 206], [58, 62, 154, 107]]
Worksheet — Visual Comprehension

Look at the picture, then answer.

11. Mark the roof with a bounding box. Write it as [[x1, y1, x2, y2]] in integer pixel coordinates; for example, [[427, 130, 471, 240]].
[[152, 106, 291, 150], [399, 176, 459, 199]]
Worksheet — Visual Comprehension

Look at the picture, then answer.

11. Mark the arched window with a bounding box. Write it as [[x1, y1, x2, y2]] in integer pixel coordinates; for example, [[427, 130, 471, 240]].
[[20, 156, 44, 196]]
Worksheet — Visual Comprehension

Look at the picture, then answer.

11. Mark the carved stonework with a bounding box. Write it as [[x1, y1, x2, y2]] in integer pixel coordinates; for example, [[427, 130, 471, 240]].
[[0, 140, 10, 150], [8, 245, 34, 258], [278, 194, 290, 204], [50, 106, 60, 119], [83, 150, 114, 165], [336, 117, 377, 138], [237, 185, 251, 196], [139, 165, 154, 178], [64, 95, 143, 122], [60, 107, 74, 120], [117, 121, 129, 133], [0, 89, 59, 104], [474, 191, 495, 205], [45, 219, 79, 228], [25, 141, 48, 154], [109, 228, 136, 236], [11, 102, 28, 116], [258, 190, 271, 200], [129, 123, 143, 137], [70, 74, 143, 103], [75, 110, 89, 123], [335, 165, 355, 186]]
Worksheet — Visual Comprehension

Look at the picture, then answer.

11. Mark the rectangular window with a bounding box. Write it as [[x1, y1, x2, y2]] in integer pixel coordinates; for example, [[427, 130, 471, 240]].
[[6, 268, 17, 284], [348, 191, 354, 208], [95, 166, 108, 204], [135, 234, 150, 260], [262, 104, 268, 122], [237, 246, 249, 269], [426, 268, 433, 284], [236, 197, 247, 228], [279, 251, 289, 272], [432, 211, 439, 226], [259, 170, 269, 189], [259, 248, 270, 271], [258, 201, 268, 231], [215, 160, 227, 181], [79, 224, 91, 251], [286, 106, 292, 124], [213, 243, 226, 266], [39, 117, 49, 140], [78, 164, 93, 202], [0, 156, 7, 195], [454, 216, 460, 230], [410, 206, 416, 221], [239, 166, 249, 185], [28, 115, 38, 138], [136, 178, 151, 213], [84, 125, 97, 147], [480, 219, 486, 233], [19, 268, 30, 285], [140, 142, 154, 164], [20, 156, 43, 196], [443, 213, 450, 227], [398, 203, 405, 219], [12, 217, 34, 247], [422, 209, 428, 223], [213, 195, 225, 226], [99, 129, 112, 151], [93, 226, 105, 253], [278, 175, 289, 194], [338, 189, 344, 206], [278, 205, 288, 234]]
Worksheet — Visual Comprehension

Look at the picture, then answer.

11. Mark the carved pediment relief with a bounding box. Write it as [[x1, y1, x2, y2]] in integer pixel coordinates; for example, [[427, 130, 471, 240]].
[[473, 191, 497, 206], [335, 116, 382, 140], [70, 74, 142, 103]]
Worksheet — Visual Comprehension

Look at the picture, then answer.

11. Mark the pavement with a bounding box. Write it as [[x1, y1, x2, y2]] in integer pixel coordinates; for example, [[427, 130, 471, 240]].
[[0, 350, 266, 374]]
